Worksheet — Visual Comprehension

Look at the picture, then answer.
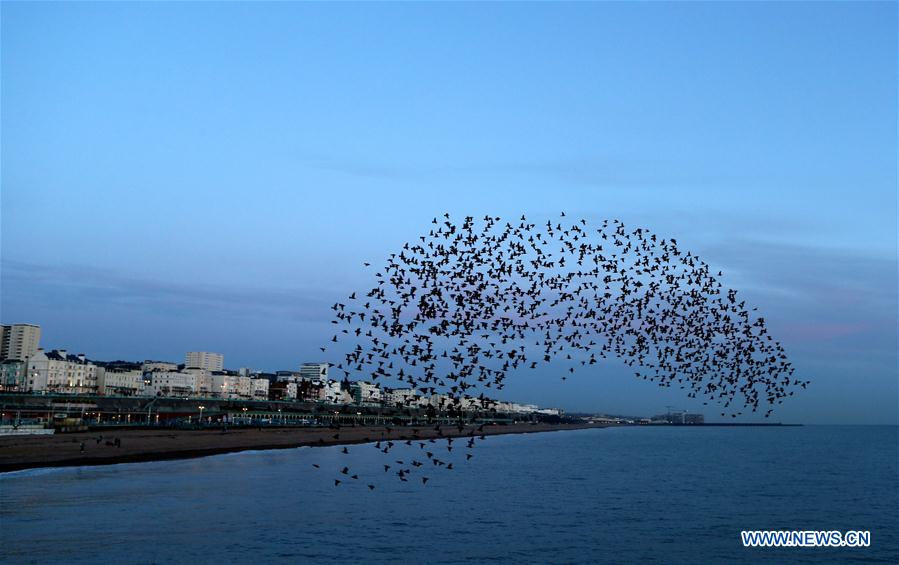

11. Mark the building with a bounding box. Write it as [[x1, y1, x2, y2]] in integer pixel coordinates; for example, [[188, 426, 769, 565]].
[[0, 323, 41, 362], [142, 360, 179, 372], [269, 381, 298, 401], [211, 374, 240, 399], [299, 363, 329, 381], [251, 378, 269, 400], [97, 368, 144, 396], [0, 359, 27, 391], [27, 349, 99, 394], [237, 376, 252, 398], [183, 368, 214, 396], [275, 371, 302, 383], [321, 380, 351, 404], [147, 371, 196, 397], [350, 381, 382, 405], [384, 388, 418, 407], [185, 351, 224, 372]]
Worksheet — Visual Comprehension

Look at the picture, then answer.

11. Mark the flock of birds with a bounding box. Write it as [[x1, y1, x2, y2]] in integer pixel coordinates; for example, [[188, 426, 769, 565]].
[[313, 213, 809, 487], [315, 422, 486, 490]]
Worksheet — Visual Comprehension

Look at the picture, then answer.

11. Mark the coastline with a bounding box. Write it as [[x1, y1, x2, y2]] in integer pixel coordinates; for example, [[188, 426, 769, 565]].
[[0, 422, 607, 474]]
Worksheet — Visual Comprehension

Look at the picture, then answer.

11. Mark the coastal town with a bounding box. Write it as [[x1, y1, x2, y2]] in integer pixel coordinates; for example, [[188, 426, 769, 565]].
[[0, 323, 563, 425], [1, 322, 716, 474]]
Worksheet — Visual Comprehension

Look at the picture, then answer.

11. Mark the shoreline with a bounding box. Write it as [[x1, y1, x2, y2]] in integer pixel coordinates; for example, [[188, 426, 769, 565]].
[[0, 422, 607, 474]]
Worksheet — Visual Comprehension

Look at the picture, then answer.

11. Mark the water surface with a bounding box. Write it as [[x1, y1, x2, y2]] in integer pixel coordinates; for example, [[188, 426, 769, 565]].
[[2, 426, 896, 564]]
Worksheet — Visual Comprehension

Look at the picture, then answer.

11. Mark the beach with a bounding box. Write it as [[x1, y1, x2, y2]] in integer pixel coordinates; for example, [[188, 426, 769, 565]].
[[0, 422, 605, 473]]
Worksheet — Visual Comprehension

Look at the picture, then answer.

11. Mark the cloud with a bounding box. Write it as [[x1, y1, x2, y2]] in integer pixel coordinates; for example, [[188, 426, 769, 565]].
[[695, 239, 896, 376], [1, 259, 333, 323]]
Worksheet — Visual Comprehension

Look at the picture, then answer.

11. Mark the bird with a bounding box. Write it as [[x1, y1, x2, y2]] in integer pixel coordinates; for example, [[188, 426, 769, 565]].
[[316, 213, 807, 485]]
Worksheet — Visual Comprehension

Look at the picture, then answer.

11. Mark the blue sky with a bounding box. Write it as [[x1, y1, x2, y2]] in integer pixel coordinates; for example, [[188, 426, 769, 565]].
[[2, 2, 895, 423]]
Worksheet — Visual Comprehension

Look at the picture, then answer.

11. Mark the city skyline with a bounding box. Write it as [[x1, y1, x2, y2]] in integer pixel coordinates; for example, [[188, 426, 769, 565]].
[[2, 2, 896, 424]]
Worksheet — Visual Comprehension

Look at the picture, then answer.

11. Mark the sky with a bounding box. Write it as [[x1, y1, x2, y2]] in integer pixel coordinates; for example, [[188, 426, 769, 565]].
[[1, 2, 896, 424]]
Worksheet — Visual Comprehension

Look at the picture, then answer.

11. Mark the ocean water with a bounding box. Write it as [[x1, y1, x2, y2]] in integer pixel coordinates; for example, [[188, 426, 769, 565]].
[[1, 426, 896, 564]]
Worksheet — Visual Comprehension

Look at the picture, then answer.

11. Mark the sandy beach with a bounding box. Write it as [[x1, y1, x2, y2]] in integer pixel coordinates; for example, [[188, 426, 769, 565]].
[[0, 422, 605, 473]]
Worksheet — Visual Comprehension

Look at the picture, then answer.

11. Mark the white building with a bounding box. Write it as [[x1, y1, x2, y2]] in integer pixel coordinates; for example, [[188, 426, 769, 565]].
[[237, 376, 252, 398], [352, 381, 382, 404], [384, 388, 418, 407], [27, 349, 99, 394], [0, 323, 41, 361], [183, 368, 214, 396], [459, 396, 484, 412], [321, 380, 350, 404], [251, 378, 269, 399], [211, 374, 241, 399], [417, 393, 451, 410], [142, 360, 179, 372], [185, 351, 224, 372], [300, 363, 329, 381], [97, 368, 144, 396], [148, 371, 196, 397]]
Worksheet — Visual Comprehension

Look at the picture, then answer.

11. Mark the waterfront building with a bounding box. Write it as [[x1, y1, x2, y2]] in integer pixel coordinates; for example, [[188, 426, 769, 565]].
[[350, 381, 382, 405], [97, 368, 144, 396], [142, 360, 179, 372], [269, 381, 298, 400], [237, 376, 252, 398], [383, 388, 418, 407], [211, 374, 241, 399], [296, 378, 324, 401], [27, 349, 99, 394], [0, 359, 27, 391], [299, 363, 328, 381], [0, 323, 41, 362], [275, 371, 302, 383], [459, 396, 483, 412], [251, 378, 269, 400], [185, 351, 224, 372], [148, 371, 196, 397], [321, 380, 351, 404], [183, 368, 214, 396]]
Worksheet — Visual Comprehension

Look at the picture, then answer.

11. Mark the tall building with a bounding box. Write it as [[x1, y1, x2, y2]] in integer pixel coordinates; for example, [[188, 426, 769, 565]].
[[185, 351, 223, 372], [0, 323, 41, 361], [299, 363, 329, 381]]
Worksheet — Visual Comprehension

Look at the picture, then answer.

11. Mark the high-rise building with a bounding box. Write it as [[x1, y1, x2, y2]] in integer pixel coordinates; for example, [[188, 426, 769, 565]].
[[0, 323, 41, 361], [299, 363, 329, 381], [185, 351, 223, 372]]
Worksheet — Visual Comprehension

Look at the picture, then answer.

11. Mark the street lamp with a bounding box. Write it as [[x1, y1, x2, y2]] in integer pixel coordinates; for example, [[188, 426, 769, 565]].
[[198, 405, 205, 424]]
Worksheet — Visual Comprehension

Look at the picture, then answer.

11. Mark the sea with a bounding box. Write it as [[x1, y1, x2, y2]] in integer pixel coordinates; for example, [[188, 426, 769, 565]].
[[1, 425, 896, 564]]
